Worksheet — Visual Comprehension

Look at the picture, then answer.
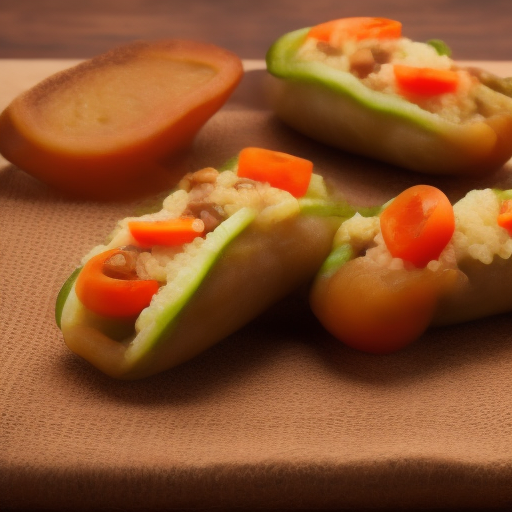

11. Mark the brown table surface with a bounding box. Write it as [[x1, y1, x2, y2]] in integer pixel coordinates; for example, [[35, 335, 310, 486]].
[[2, 2, 512, 512]]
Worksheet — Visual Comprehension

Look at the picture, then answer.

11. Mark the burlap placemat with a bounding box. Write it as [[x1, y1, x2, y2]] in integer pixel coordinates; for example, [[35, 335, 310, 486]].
[[1, 60, 512, 511]]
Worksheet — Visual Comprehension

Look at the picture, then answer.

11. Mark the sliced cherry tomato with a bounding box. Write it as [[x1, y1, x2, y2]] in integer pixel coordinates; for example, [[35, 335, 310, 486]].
[[497, 199, 512, 233], [308, 17, 402, 43], [380, 185, 455, 268], [394, 65, 460, 96]]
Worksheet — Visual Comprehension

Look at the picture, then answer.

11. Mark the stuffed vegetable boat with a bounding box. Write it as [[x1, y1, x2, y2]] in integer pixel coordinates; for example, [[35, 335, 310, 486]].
[[266, 17, 512, 175], [56, 148, 346, 379], [310, 184, 512, 353]]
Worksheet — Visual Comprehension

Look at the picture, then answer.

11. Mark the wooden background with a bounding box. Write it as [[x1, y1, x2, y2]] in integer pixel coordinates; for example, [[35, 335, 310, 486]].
[[1, 0, 511, 60]]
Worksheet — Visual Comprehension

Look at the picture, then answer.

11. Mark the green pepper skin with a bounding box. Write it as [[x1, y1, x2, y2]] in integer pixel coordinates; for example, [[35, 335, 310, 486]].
[[310, 189, 512, 354], [266, 28, 512, 176], [55, 266, 81, 329], [57, 205, 341, 380]]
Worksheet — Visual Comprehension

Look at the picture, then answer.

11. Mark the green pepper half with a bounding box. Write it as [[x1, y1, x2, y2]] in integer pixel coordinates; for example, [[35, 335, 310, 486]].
[[266, 27, 512, 176], [56, 156, 346, 379], [310, 187, 512, 355]]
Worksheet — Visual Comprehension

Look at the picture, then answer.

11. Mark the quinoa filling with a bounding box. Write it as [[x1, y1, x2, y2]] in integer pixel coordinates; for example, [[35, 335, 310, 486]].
[[335, 189, 512, 272], [83, 166, 303, 282], [76, 164, 328, 340], [297, 36, 481, 123]]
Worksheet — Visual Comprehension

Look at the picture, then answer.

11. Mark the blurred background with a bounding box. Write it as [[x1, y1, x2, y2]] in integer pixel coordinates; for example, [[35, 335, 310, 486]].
[[1, 0, 510, 60]]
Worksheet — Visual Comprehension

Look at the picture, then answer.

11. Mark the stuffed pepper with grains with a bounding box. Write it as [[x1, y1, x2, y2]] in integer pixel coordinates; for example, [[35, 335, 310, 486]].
[[56, 148, 348, 379], [266, 17, 512, 175], [311, 184, 512, 353]]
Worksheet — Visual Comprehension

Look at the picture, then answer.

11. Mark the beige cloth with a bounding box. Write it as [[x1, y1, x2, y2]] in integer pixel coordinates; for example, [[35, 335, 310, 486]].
[[1, 60, 512, 511]]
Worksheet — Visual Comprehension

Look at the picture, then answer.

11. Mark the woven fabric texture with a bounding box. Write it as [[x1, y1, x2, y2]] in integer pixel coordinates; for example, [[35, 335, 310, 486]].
[[1, 61, 512, 511]]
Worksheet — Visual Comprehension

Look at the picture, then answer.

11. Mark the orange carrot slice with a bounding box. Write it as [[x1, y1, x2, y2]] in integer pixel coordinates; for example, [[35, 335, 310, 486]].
[[75, 249, 159, 318], [237, 147, 313, 197], [128, 218, 205, 247]]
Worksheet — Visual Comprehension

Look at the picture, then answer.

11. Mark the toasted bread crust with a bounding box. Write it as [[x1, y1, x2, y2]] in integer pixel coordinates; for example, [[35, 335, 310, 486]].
[[0, 39, 243, 200]]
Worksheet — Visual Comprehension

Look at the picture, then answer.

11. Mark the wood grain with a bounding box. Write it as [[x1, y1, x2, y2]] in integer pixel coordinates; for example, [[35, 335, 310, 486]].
[[0, 0, 510, 60]]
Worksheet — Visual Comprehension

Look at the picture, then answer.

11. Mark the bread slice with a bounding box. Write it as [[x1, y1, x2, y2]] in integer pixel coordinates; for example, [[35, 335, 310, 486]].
[[0, 40, 243, 200]]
